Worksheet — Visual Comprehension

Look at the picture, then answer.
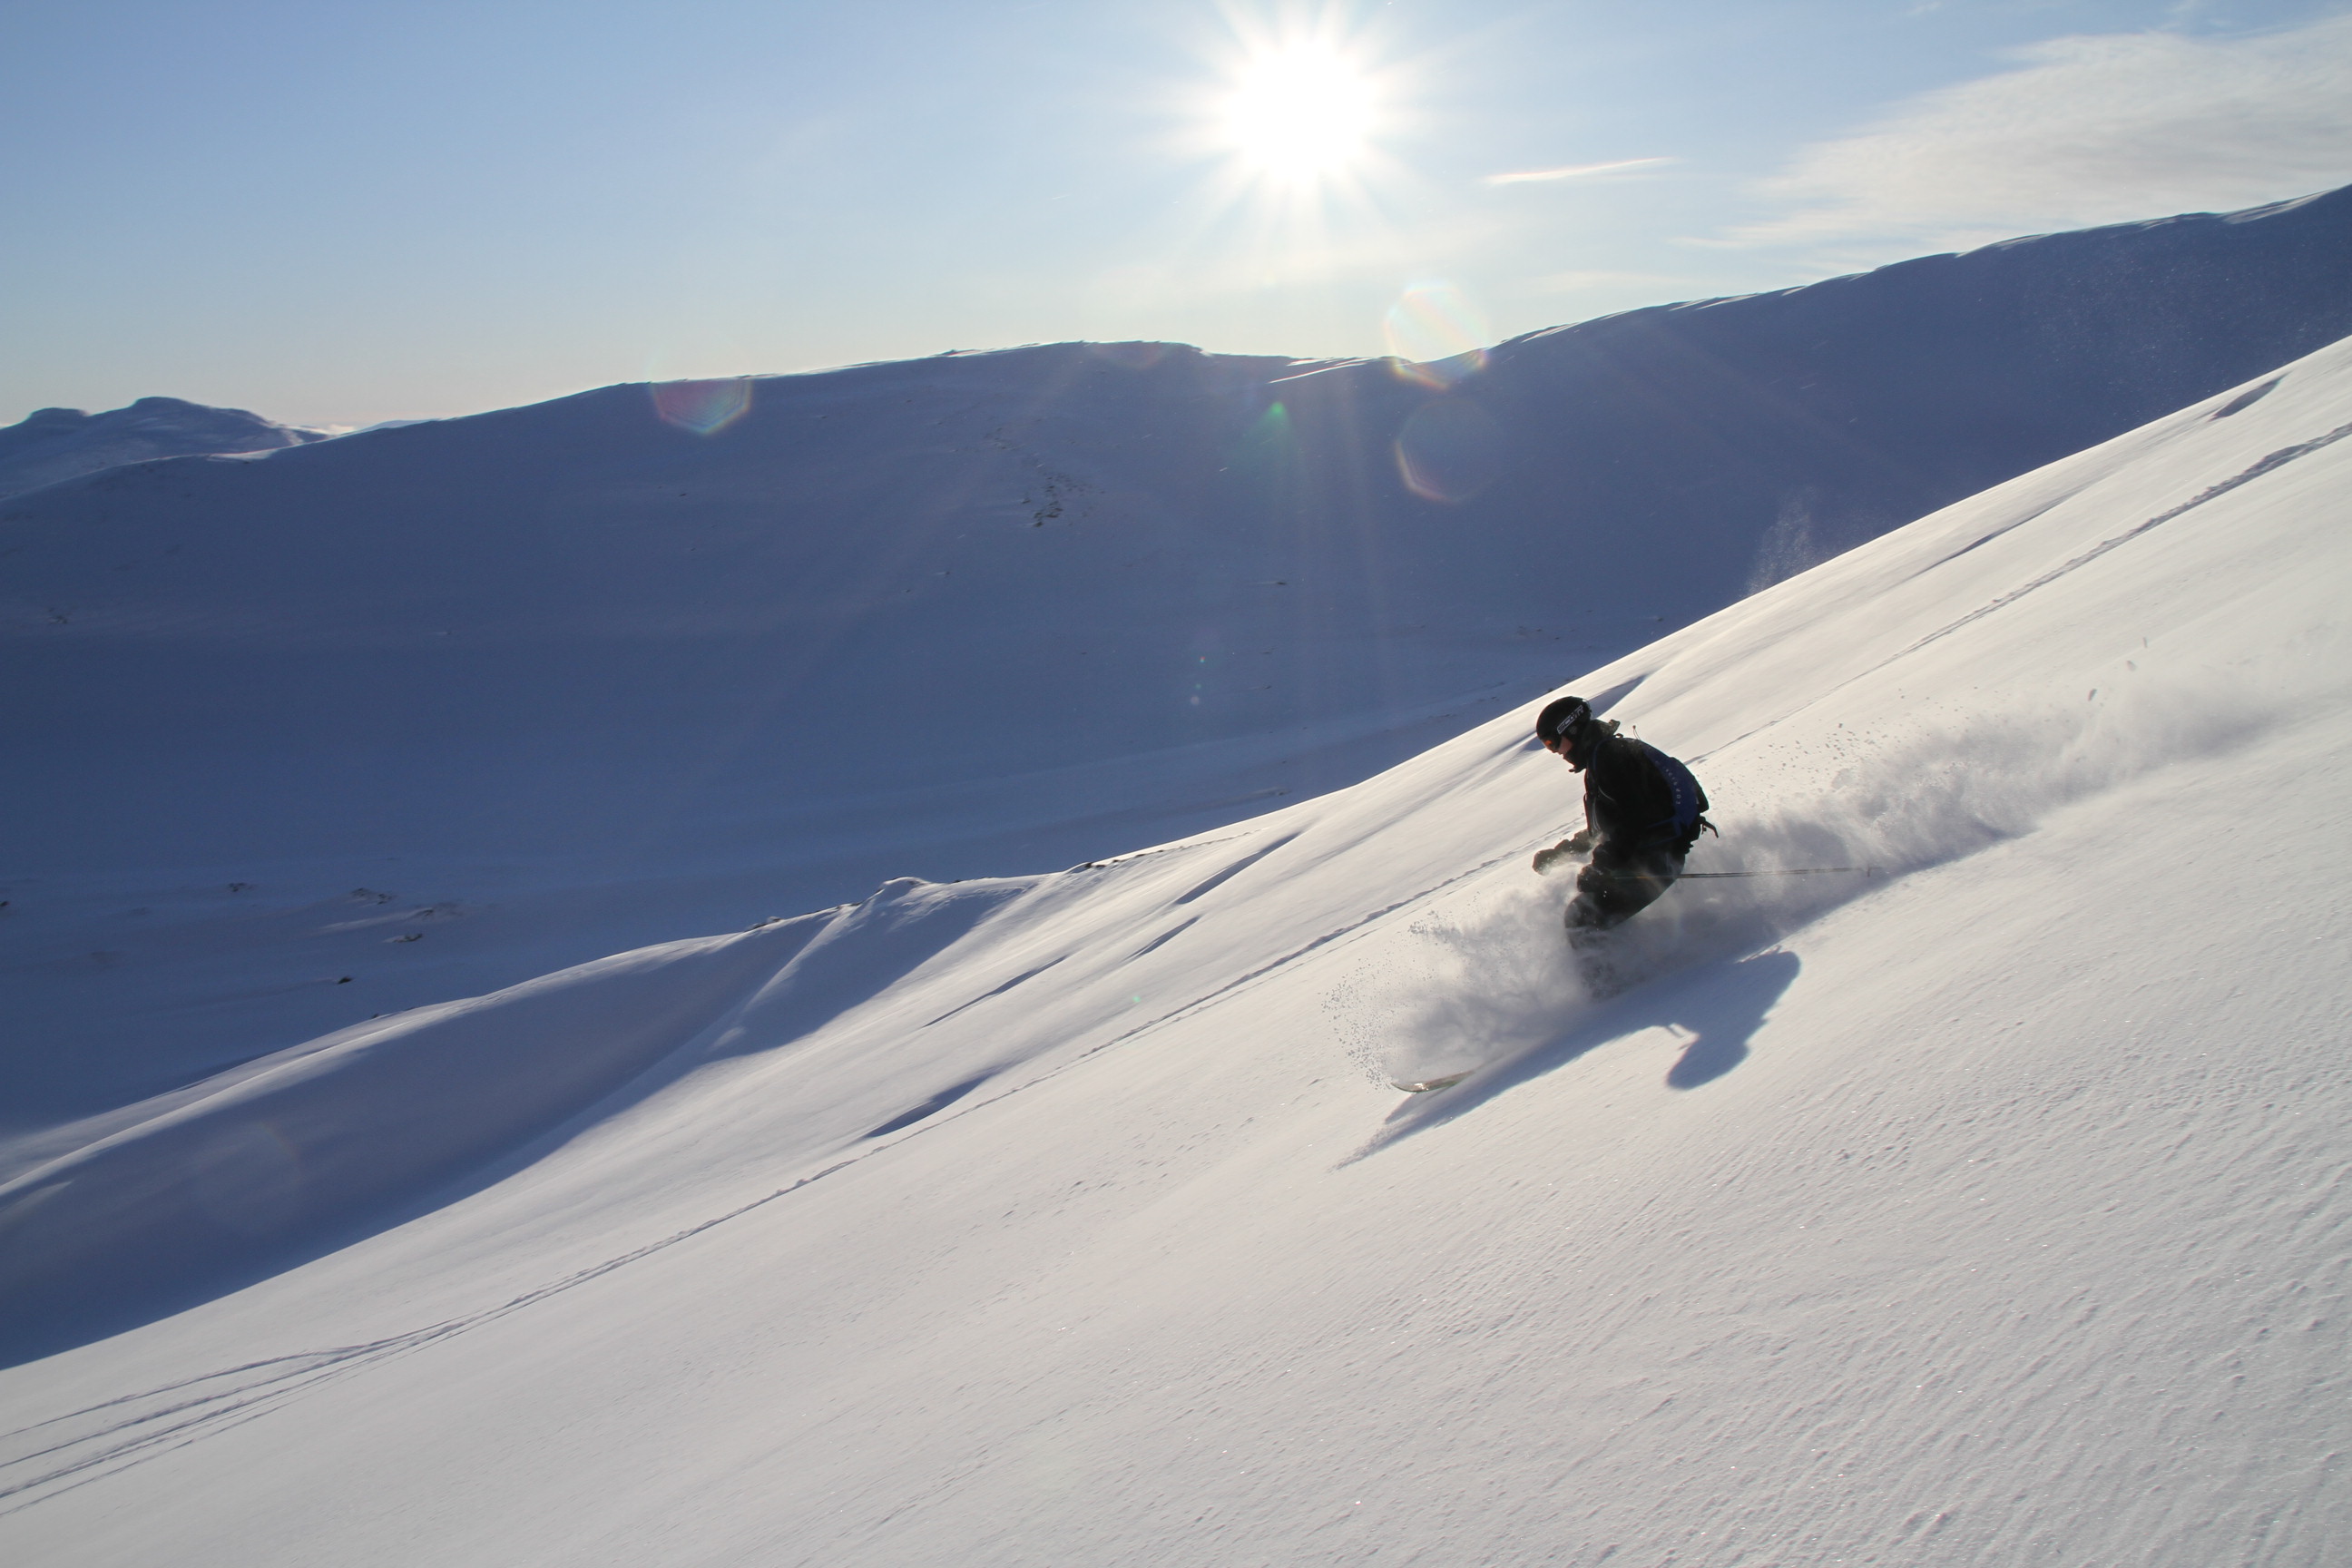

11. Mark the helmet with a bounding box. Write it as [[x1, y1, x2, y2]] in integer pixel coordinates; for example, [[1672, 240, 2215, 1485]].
[[1535, 694, 1592, 748]]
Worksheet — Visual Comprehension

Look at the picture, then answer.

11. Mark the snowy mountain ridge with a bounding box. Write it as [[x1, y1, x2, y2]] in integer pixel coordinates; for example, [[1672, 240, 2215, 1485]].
[[0, 396, 327, 502], [3, 324, 2347, 1563]]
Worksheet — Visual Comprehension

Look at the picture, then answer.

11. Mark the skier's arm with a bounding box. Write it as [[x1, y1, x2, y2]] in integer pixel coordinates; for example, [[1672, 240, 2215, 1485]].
[[1580, 761, 1612, 848], [1583, 743, 1653, 848], [1532, 799, 1596, 875], [1562, 791, 1594, 855], [1533, 836, 1586, 874]]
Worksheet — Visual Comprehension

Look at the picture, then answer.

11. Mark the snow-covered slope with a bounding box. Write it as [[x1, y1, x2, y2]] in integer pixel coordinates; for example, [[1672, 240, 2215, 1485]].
[[5, 191, 2348, 1132], [4, 328, 2347, 1563], [0, 397, 326, 501]]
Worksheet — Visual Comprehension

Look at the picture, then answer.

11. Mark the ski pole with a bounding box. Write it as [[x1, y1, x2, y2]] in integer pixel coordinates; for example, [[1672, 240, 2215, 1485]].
[[1679, 866, 1879, 879], [1584, 866, 1879, 881]]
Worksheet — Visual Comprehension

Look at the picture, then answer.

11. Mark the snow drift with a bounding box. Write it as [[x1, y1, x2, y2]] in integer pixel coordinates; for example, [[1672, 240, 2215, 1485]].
[[3, 324, 2347, 1563]]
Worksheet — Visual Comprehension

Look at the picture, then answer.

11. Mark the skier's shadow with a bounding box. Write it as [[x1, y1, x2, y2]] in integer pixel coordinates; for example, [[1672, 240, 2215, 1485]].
[[1348, 947, 1800, 1161]]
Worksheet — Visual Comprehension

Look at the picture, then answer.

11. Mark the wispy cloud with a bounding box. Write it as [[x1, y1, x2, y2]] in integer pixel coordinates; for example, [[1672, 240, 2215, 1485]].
[[1729, 14, 2352, 253], [1482, 157, 1674, 187]]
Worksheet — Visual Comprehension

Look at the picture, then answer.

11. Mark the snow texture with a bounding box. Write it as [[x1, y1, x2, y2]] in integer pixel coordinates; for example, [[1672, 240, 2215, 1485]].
[[2, 320, 2349, 1561]]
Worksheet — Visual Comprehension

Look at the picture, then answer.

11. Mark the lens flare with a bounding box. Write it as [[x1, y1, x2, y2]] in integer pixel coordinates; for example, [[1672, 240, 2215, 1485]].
[[1384, 282, 1491, 388], [651, 377, 753, 436], [1396, 397, 1505, 505], [1248, 400, 1293, 444]]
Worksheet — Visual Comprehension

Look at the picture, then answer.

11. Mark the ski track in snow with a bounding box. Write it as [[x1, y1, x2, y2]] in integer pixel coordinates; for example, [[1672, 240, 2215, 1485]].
[[0, 1173, 844, 1514], [0, 834, 1548, 1511], [3, 679, 2002, 1504]]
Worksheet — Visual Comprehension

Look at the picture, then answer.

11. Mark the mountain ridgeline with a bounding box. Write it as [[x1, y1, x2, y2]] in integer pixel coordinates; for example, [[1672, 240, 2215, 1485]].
[[0, 397, 325, 502], [5, 187, 2348, 911]]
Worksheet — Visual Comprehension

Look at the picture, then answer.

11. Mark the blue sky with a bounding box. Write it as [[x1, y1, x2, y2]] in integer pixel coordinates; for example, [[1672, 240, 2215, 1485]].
[[5, 0, 2348, 426]]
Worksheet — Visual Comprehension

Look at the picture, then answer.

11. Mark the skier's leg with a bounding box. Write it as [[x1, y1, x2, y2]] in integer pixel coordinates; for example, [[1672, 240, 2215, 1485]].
[[1562, 900, 1618, 995], [1563, 858, 1623, 932], [1562, 885, 1613, 933], [1561, 849, 1688, 994], [1563, 850, 1681, 932], [1563, 858, 1640, 996]]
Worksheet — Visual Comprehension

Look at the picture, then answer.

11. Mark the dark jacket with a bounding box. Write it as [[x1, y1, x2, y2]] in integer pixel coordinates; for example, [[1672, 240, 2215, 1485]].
[[1572, 724, 1708, 855]]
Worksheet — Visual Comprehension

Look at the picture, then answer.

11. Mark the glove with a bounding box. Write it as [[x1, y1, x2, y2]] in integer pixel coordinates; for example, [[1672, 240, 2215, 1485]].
[[1531, 838, 1581, 875], [1563, 828, 1593, 854]]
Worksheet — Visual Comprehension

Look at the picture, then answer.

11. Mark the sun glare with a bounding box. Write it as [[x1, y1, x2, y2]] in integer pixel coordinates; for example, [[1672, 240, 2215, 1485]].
[[1220, 44, 1376, 181]]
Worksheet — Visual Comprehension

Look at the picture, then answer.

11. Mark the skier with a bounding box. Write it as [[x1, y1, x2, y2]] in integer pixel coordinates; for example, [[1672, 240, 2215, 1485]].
[[1529, 694, 1711, 936]]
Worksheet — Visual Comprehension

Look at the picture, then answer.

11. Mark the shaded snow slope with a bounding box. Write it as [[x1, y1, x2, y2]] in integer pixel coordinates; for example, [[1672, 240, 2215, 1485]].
[[3, 333, 2347, 1564], [5, 191, 2349, 1130], [0, 397, 326, 501]]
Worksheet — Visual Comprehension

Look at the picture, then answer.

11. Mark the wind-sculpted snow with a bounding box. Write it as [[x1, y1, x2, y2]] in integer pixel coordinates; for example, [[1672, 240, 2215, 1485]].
[[0, 877, 1042, 1362], [0, 920, 808, 1362]]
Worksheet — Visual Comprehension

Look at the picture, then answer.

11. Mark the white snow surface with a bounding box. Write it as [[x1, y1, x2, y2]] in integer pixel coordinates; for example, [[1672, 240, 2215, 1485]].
[[3, 338, 2350, 1563]]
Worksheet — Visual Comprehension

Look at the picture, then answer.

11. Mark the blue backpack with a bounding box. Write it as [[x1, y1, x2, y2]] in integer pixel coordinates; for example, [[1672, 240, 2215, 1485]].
[[1632, 740, 1712, 847]]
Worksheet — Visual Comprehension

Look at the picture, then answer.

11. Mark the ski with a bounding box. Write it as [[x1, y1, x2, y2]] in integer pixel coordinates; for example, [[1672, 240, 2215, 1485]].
[[1678, 866, 1878, 879], [1583, 865, 1879, 882], [1392, 1071, 1474, 1093]]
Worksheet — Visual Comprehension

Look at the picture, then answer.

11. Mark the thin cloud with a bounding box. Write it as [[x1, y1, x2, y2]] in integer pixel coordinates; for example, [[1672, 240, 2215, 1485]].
[[1730, 14, 2352, 252], [1482, 157, 1674, 186]]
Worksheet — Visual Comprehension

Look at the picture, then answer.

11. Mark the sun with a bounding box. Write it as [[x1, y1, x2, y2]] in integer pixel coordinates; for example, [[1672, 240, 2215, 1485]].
[[1219, 44, 1377, 182]]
